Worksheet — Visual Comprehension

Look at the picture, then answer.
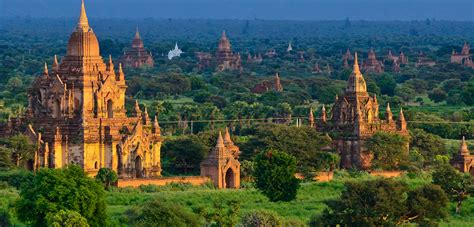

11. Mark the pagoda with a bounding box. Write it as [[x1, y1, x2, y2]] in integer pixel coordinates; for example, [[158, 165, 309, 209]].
[[119, 28, 154, 68], [322, 53, 408, 169], [451, 42, 473, 68], [18, 1, 162, 178], [215, 31, 243, 71], [450, 137, 474, 175], [362, 48, 384, 73]]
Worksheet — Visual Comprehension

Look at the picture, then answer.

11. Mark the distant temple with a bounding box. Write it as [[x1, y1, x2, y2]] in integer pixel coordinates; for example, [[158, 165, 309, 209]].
[[450, 137, 474, 175], [321, 53, 408, 169], [247, 53, 263, 64], [342, 48, 353, 61], [287, 41, 293, 52], [387, 50, 408, 65], [119, 28, 154, 68], [251, 73, 283, 94], [215, 31, 243, 71], [265, 49, 277, 58], [168, 43, 183, 60], [451, 42, 474, 69], [200, 129, 241, 189], [195, 52, 212, 70], [415, 51, 436, 67], [2, 1, 162, 178], [362, 49, 384, 73]]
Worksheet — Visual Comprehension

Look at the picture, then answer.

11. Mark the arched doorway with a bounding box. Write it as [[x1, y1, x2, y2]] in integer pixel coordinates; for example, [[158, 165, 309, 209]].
[[52, 99, 61, 118], [135, 156, 143, 178], [107, 100, 114, 118], [225, 168, 235, 188]]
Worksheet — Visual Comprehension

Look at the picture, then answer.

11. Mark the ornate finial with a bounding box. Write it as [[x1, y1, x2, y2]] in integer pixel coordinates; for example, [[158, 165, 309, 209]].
[[43, 62, 48, 75], [216, 131, 225, 148], [221, 30, 227, 39], [53, 55, 59, 69], [77, 0, 90, 31], [353, 52, 360, 74], [321, 104, 327, 123], [153, 115, 160, 128], [134, 100, 141, 115], [460, 136, 469, 155], [399, 108, 405, 121], [386, 103, 391, 112], [119, 63, 123, 73], [135, 27, 140, 39], [224, 127, 233, 145]]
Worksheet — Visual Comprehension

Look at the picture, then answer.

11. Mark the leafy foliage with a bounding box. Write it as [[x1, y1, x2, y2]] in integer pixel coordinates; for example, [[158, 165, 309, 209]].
[[241, 210, 283, 227], [45, 209, 89, 227], [432, 164, 474, 214], [95, 168, 118, 190], [366, 132, 409, 170], [127, 200, 201, 227], [162, 136, 209, 175], [16, 165, 107, 227], [311, 178, 448, 226], [254, 150, 300, 202]]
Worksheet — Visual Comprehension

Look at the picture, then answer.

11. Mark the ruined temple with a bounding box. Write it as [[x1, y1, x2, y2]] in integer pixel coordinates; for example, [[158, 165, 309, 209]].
[[274, 73, 283, 92], [415, 51, 436, 67], [450, 137, 474, 175], [215, 31, 243, 71], [451, 42, 474, 69], [22, 1, 161, 178], [200, 129, 241, 188], [362, 48, 384, 73], [323, 53, 408, 169], [119, 28, 154, 68]]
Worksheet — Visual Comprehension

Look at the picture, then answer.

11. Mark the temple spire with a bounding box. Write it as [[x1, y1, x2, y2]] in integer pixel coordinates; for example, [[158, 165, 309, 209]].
[[135, 27, 140, 39], [53, 55, 59, 70], [308, 107, 315, 127], [153, 115, 160, 134], [216, 131, 225, 148], [353, 52, 361, 74], [321, 104, 327, 123], [221, 30, 227, 39], [460, 136, 469, 155], [386, 103, 393, 122], [43, 62, 48, 75], [397, 108, 407, 131], [224, 127, 234, 145], [77, 0, 90, 31]]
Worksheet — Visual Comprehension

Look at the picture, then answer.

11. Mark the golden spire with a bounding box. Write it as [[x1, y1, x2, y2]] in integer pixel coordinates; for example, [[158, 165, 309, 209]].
[[224, 127, 233, 145], [119, 63, 123, 73], [460, 136, 469, 155], [77, 0, 90, 31], [353, 52, 361, 74], [53, 55, 59, 70], [153, 115, 160, 130], [216, 131, 225, 148], [43, 62, 48, 75], [399, 108, 405, 122], [135, 27, 140, 39], [386, 103, 391, 112]]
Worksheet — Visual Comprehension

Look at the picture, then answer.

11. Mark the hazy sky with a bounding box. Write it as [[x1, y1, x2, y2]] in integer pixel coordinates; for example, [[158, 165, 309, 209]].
[[0, 0, 473, 21]]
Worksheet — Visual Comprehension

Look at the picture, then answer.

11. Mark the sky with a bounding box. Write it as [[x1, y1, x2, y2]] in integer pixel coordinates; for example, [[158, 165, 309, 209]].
[[0, 0, 473, 21]]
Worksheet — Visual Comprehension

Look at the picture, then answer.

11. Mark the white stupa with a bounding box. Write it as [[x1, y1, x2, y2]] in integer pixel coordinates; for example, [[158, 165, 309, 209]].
[[168, 43, 183, 60], [287, 41, 293, 52]]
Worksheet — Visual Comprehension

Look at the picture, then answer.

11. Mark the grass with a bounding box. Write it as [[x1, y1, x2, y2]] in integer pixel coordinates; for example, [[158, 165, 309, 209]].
[[1, 173, 474, 226]]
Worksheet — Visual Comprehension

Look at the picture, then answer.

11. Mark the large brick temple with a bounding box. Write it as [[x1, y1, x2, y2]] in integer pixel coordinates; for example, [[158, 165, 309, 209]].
[[319, 53, 408, 169], [12, 1, 162, 178]]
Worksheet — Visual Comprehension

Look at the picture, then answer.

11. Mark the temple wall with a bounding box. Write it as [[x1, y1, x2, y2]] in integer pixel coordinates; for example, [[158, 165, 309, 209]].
[[118, 176, 210, 188]]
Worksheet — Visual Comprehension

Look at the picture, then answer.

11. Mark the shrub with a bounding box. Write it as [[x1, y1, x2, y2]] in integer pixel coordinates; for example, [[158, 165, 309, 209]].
[[0, 208, 11, 227], [0, 169, 34, 190], [95, 168, 118, 190], [240, 210, 282, 227], [127, 200, 201, 227], [45, 209, 89, 227], [15, 165, 107, 226], [254, 150, 300, 202]]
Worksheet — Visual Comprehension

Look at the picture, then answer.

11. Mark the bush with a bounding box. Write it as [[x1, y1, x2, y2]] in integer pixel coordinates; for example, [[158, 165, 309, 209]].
[[254, 150, 300, 202], [95, 168, 118, 190], [0, 169, 34, 189], [15, 165, 107, 226], [240, 210, 282, 227], [45, 209, 89, 227], [127, 200, 201, 227], [0, 208, 11, 227]]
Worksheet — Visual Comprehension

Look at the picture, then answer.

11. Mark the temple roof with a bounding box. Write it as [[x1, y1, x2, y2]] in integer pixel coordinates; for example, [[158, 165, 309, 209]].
[[66, 0, 100, 57], [217, 30, 231, 52]]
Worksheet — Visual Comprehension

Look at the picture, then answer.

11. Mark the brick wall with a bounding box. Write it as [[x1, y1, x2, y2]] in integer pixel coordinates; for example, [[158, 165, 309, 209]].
[[118, 176, 210, 188]]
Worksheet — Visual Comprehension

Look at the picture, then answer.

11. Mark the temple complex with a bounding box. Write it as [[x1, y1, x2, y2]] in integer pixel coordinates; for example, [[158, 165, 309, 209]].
[[415, 51, 436, 67], [215, 31, 243, 71], [450, 137, 474, 175], [200, 130, 241, 188], [321, 53, 408, 169], [13, 1, 162, 178], [362, 49, 384, 73], [119, 28, 154, 68], [451, 42, 471, 64]]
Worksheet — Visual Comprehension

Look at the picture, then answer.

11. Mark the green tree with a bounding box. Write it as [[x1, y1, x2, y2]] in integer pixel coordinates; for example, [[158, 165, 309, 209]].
[[366, 132, 409, 170], [254, 150, 300, 202], [409, 129, 447, 166], [162, 136, 209, 174], [240, 210, 282, 227], [311, 178, 448, 226], [0, 134, 35, 167], [195, 198, 240, 226], [16, 165, 107, 227], [432, 165, 474, 214], [95, 168, 118, 190], [0, 147, 13, 169], [45, 209, 89, 227], [428, 88, 447, 103], [128, 200, 201, 227]]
